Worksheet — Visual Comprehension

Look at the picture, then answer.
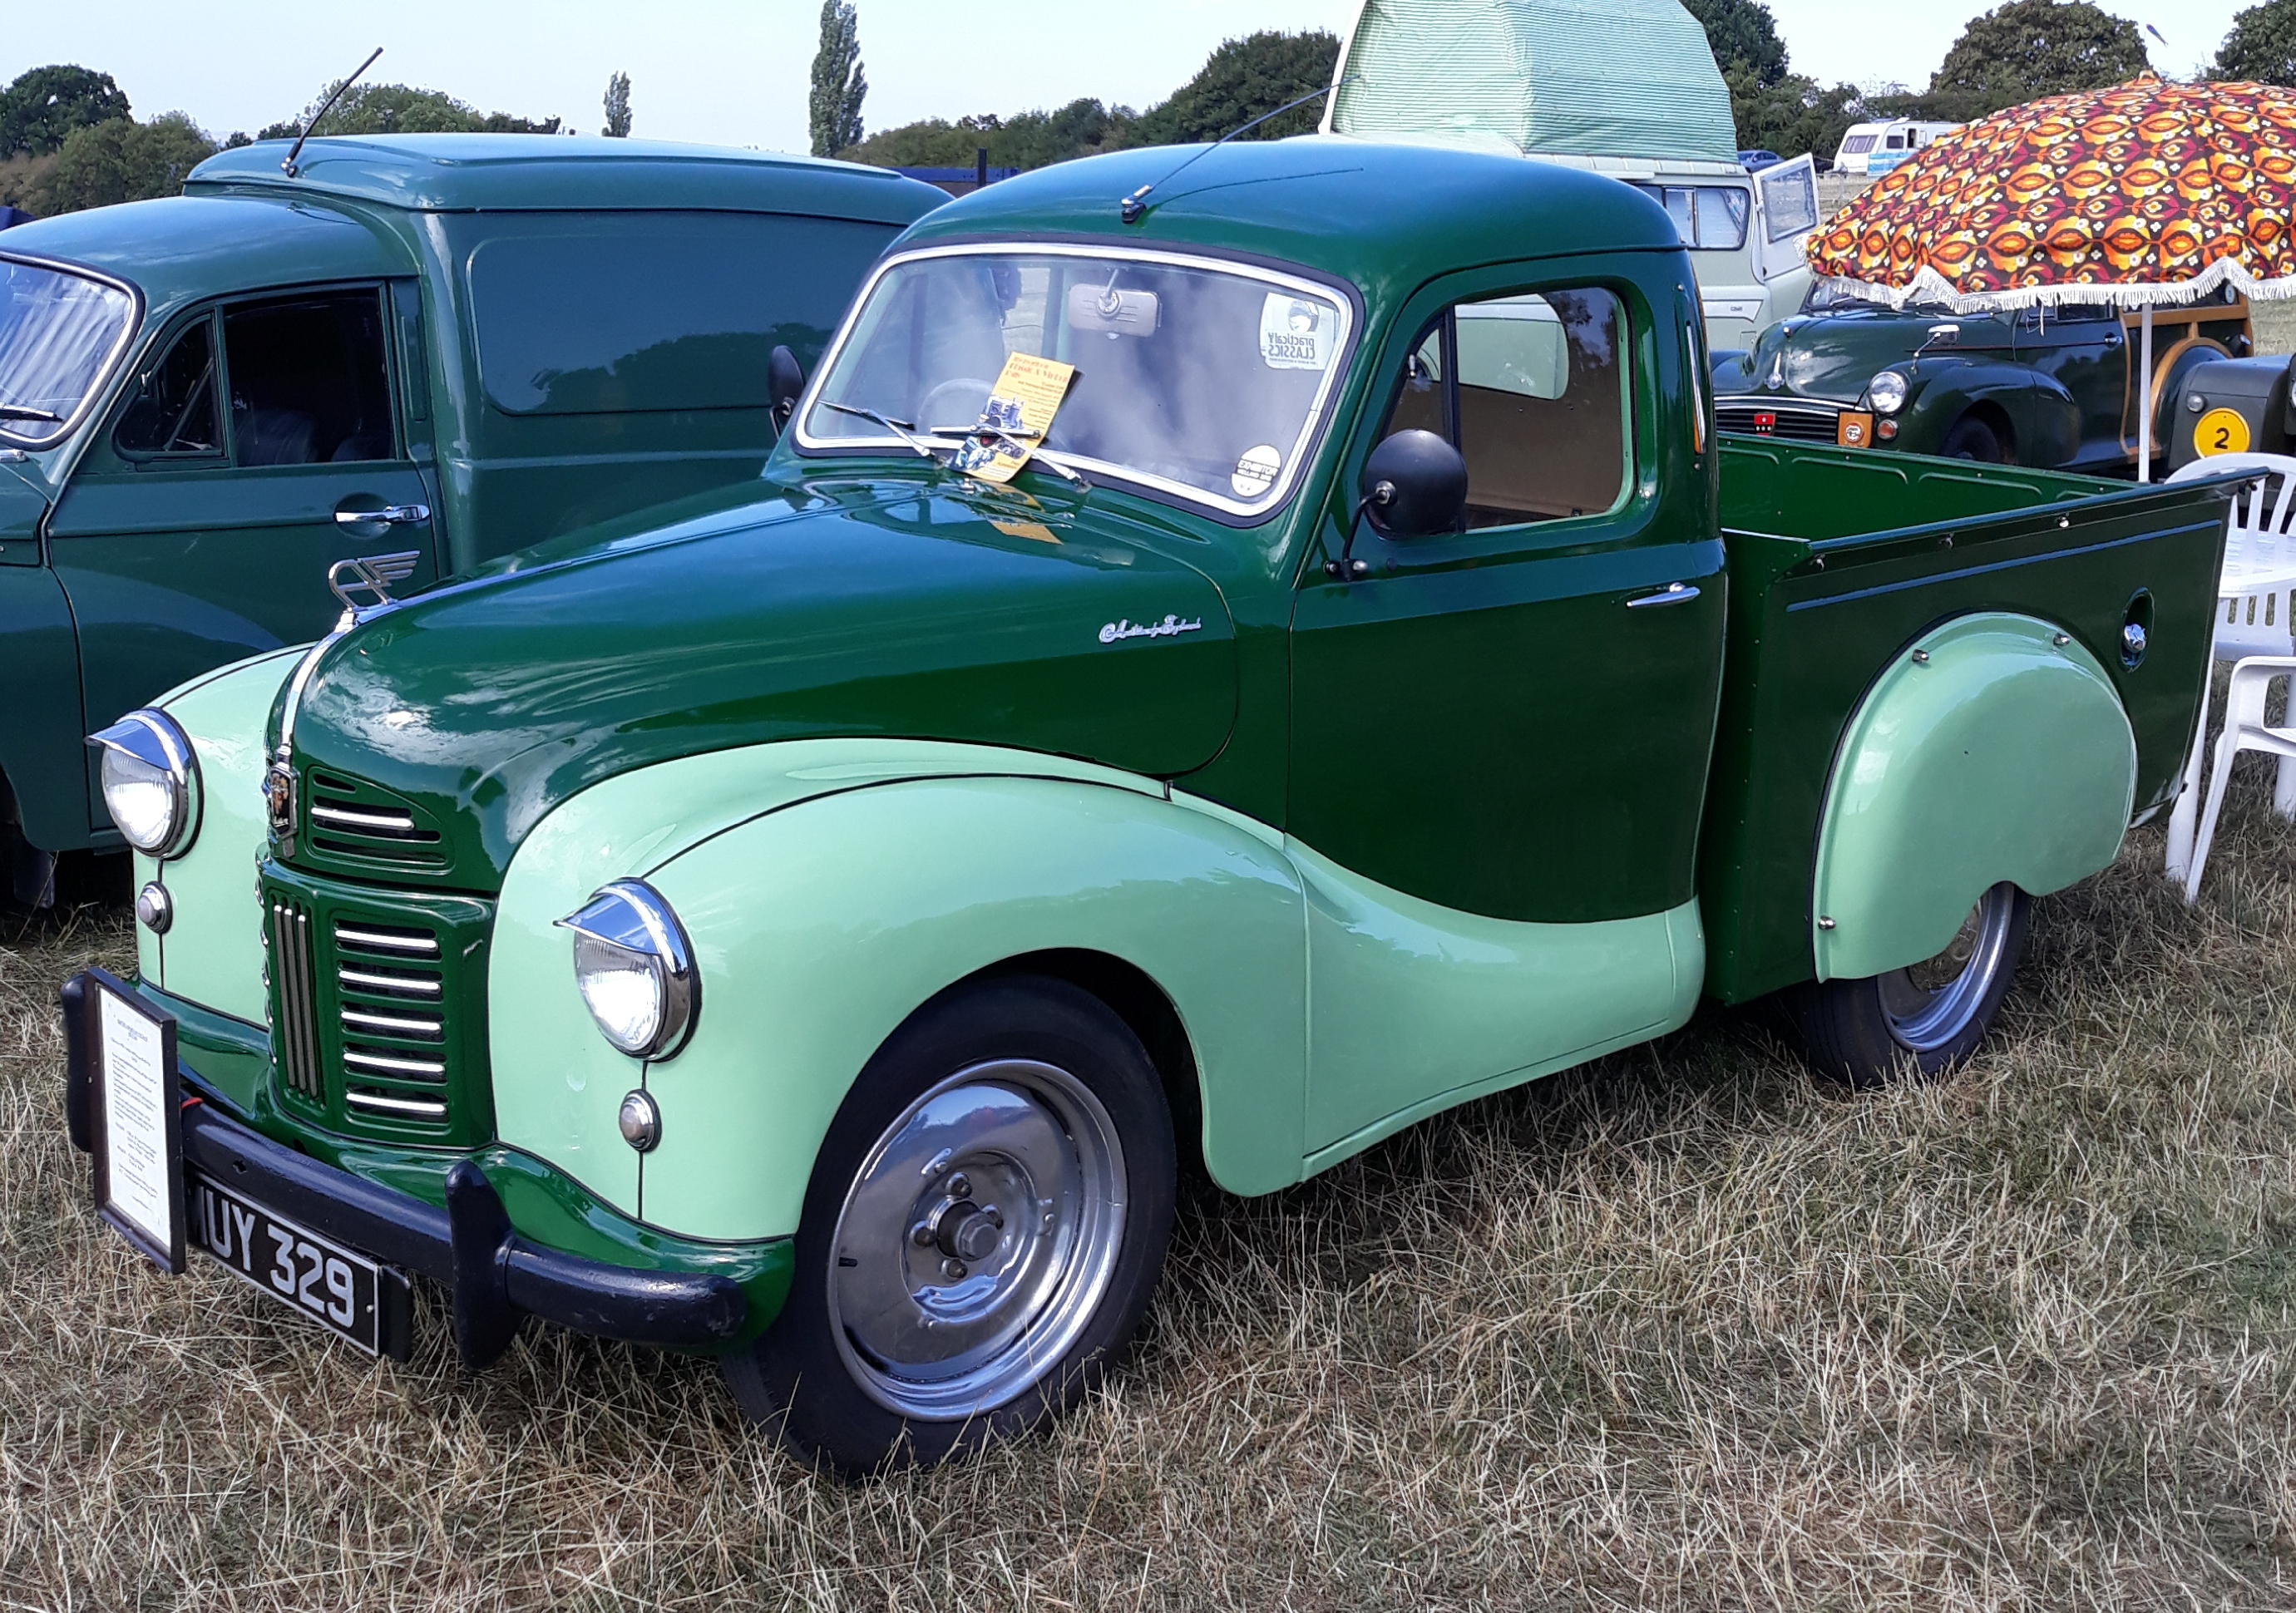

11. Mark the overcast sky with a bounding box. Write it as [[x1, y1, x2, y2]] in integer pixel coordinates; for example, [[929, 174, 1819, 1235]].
[[0, 1, 2259, 153]]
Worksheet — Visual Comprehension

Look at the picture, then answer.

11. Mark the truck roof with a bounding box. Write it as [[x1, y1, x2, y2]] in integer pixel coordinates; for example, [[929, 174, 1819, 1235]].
[[185, 134, 945, 224], [896, 136, 1681, 302]]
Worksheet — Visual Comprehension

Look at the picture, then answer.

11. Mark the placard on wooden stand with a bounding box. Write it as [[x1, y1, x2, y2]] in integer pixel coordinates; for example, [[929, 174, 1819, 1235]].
[[82, 965, 185, 1275]]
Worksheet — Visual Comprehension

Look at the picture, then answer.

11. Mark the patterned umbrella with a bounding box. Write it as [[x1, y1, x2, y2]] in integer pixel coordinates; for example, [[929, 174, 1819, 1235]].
[[1807, 74, 2296, 477], [1809, 74, 2296, 311]]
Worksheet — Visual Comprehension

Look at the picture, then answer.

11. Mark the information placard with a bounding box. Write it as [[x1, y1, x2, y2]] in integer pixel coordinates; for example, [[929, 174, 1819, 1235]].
[[86, 966, 185, 1274]]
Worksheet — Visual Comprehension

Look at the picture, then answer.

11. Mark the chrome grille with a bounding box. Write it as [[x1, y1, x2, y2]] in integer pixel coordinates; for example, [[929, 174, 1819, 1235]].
[[1716, 399, 1844, 443], [333, 918, 451, 1124], [304, 773, 447, 871], [269, 900, 323, 1100]]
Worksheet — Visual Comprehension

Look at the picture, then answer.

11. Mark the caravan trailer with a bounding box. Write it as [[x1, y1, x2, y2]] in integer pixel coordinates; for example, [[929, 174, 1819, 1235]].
[[1832, 119, 1961, 177], [1321, 0, 1823, 354]]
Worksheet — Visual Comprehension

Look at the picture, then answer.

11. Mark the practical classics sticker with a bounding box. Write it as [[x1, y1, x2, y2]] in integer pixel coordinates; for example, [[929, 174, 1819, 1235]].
[[1260, 293, 1334, 371]]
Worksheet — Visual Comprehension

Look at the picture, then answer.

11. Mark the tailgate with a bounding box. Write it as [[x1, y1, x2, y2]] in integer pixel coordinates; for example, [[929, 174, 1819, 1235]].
[[1701, 438, 2234, 1004]]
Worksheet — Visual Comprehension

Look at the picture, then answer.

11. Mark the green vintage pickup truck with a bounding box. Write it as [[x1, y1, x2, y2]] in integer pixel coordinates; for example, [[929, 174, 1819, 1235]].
[[0, 136, 940, 905], [64, 140, 2232, 1475]]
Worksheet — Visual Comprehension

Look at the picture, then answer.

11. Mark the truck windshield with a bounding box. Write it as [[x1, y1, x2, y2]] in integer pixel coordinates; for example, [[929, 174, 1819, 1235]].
[[799, 246, 1353, 517], [0, 258, 135, 448]]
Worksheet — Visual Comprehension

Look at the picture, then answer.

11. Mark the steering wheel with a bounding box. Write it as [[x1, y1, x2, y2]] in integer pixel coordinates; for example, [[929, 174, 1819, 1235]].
[[921, 377, 995, 431]]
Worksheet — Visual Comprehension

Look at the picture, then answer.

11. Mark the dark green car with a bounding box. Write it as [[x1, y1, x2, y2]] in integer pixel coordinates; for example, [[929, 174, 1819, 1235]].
[[1713, 284, 2252, 470], [0, 135, 941, 902], [66, 143, 2233, 1474]]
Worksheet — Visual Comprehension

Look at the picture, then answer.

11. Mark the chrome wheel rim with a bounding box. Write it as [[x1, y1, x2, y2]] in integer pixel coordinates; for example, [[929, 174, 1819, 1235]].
[[827, 1058, 1126, 1419], [1876, 883, 2017, 1054]]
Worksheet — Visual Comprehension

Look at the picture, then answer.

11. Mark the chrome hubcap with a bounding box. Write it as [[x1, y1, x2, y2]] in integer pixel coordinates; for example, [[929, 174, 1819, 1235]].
[[1876, 883, 2017, 1053], [828, 1059, 1125, 1419]]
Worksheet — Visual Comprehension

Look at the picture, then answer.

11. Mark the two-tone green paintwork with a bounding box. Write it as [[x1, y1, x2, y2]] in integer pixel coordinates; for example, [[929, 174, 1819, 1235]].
[[1714, 298, 2250, 472], [1, 135, 942, 857], [1810, 614, 2135, 981]]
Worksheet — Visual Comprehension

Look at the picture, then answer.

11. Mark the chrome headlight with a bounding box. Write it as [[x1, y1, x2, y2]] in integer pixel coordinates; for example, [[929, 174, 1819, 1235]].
[[1868, 369, 1910, 415], [557, 880, 697, 1060], [86, 710, 200, 858]]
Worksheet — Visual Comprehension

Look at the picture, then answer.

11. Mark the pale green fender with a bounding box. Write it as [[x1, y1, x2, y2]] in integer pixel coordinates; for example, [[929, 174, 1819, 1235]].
[[1295, 838, 1703, 1165], [139, 647, 308, 1024], [1812, 612, 2136, 982], [489, 741, 1309, 1239]]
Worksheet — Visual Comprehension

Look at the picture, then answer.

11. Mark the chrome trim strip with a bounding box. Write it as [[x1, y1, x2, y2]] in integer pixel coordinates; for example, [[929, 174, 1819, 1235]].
[[338, 965, 441, 998], [335, 925, 440, 957], [344, 1089, 450, 1117], [343, 1048, 447, 1078], [791, 239, 1356, 520], [340, 1007, 442, 1038], [310, 802, 419, 833]]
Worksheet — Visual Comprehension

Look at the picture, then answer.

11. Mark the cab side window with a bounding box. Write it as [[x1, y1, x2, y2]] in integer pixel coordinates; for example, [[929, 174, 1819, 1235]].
[[114, 318, 221, 458], [223, 292, 394, 466], [1381, 288, 1632, 528]]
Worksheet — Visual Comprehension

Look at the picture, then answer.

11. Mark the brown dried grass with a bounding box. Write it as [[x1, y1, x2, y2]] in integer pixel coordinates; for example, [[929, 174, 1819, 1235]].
[[2, 769, 2293, 1611]]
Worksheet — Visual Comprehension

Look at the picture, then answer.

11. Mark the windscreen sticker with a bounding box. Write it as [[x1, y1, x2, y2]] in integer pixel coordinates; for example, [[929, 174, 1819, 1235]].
[[950, 353, 1078, 484], [1261, 293, 1335, 371], [1232, 444, 1281, 498]]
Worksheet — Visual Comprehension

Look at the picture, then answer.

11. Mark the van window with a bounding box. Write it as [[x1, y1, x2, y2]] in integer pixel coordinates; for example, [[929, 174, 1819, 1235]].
[[1627, 185, 1750, 252], [114, 317, 221, 458], [224, 292, 395, 466], [466, 212, 897, 416], [1380, 288, 1631, 528]]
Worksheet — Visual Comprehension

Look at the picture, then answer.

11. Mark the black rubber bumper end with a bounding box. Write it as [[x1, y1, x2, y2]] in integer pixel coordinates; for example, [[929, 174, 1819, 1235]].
[[59, 974, 90, 1154], [445, 1159, 520, 1369]]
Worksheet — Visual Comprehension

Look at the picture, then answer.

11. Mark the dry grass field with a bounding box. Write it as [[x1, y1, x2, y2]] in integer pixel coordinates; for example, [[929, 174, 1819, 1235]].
[[2, 768, 2293, 1611]]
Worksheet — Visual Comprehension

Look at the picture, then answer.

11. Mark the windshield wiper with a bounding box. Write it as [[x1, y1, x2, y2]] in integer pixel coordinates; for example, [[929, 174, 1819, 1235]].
[[0, 403, 62, 423], [931, 422, 1093, 492], [820, 401, 944, 461]]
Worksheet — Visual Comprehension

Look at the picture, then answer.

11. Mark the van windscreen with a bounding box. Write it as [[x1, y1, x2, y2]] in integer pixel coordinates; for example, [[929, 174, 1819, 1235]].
[[466, 212, 896, 416], [0, 256, 135, 447]]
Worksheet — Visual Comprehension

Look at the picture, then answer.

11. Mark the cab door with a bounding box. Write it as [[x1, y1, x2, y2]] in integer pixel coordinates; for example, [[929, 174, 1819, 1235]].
[[2014, 302, 2126, 465], [1287, 270, 1726, 1145], [49, 285, 440, 829]]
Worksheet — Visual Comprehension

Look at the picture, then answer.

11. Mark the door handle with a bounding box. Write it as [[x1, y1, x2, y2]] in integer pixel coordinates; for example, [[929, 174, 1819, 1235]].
[[1626, 583, 1701, 609], [335, 503, 431, 526]]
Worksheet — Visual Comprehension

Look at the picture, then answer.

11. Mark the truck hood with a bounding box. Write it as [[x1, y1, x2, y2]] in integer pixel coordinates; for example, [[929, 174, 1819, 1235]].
[[1716, 308, 2016, 405], [284, 475, 1238, 887]]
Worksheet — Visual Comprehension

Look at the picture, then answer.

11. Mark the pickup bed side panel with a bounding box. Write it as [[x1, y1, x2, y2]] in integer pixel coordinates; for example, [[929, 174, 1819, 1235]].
[[1701, 441, 2228, 1004], [0, 565, 91, 853], [1810, 614, 2136, 980]]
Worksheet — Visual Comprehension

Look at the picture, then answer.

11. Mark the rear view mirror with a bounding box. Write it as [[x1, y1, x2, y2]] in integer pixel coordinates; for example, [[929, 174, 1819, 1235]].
[[768, 346, 805, 430], [1326, 429, 1468, 578]]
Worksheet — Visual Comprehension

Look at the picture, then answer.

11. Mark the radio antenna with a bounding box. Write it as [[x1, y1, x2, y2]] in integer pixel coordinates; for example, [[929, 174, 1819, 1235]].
[[1119, 78, 1354, 225], [283, 47, 383, 178]]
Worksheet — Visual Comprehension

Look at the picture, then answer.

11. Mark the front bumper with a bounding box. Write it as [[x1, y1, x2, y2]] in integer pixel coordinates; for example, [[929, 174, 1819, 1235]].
[[63, 972, 770, 1367]]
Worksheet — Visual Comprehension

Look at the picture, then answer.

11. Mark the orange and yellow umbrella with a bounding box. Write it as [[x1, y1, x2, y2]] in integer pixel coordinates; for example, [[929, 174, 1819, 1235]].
[[1808, 75, 2296, 312]]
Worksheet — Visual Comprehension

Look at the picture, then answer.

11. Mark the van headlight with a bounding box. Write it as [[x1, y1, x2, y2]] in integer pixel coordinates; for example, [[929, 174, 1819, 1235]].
[[1868, 370, 1909, 415], [86, 711, 200, 858], [557, 880, 698, 1060]]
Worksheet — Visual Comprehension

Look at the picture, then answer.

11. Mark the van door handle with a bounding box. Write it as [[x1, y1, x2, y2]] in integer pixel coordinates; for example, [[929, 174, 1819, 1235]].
[[335, 504, 430, 526], [1627, 583, 1701, 609]]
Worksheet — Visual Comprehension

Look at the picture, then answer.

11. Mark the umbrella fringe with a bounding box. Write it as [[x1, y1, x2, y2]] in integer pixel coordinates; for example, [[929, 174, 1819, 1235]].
[[1815, 258, 2296, 314]]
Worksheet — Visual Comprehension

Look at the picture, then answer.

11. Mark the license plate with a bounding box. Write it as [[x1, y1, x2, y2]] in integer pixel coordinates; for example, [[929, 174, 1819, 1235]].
[[189, 1169, 412, 1359]]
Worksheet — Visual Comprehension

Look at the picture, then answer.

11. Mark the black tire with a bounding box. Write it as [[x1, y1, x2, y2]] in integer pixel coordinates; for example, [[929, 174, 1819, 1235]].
[[1938, 413, 2007, 463], [722, 975, 1178, 1477], [1790, 883, 2032, 1090]]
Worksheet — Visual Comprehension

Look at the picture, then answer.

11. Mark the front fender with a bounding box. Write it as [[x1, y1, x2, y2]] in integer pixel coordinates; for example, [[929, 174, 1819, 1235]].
[[1812, 613, 2135, 982], [1897, 363, 2061, 461], [0, 565, 88, 852], [490, 743, 1307, 1241]]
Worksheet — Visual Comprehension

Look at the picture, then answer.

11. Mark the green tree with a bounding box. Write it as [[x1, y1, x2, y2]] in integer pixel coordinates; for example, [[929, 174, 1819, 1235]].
[[1928, 0, 2150, 120], [810, 1, 867, 157], [1684, 0, 1789, 89], [0, 66, 132, 157], [258, 81, 562, 141], [603, 72, 633, 138], [1731, 72, 1870, 160], [33, 112, 216, 215], [2214, 0, 2296, 80], [1128, 29, 1341, 146]]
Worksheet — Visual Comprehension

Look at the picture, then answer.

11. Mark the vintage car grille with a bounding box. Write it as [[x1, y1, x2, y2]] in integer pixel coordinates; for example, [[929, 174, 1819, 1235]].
[[1716, 399, 1844, 443], [301, 772, 452, 878], [263, 867, 494, 1147]]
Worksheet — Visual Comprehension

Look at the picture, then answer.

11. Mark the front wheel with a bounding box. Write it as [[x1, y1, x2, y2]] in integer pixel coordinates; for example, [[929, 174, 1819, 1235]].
[[1790, 883, 2032, 1089], [723, 976, 1177, 1476], [1938, 413, 2007, 463]]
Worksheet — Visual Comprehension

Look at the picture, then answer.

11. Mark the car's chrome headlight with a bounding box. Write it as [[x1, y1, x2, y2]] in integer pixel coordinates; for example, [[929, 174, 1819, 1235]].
[[86, 710, 200, 858], [1869, 369, 1910, 415], [557, 880, 697, 1060]]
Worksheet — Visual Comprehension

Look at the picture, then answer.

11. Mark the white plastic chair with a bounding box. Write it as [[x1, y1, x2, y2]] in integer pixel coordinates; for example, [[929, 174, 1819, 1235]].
[[2164, 454, 2296, 897]]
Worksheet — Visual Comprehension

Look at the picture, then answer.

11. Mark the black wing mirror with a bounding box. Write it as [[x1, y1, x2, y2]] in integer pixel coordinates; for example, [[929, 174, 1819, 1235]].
[[768, 345, 806, 431], [1326, 429, 1468, 579]]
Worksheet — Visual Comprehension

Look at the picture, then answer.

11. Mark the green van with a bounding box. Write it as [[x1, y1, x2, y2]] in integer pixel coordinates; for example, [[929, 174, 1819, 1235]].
[[0, 135, 941, 901]]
